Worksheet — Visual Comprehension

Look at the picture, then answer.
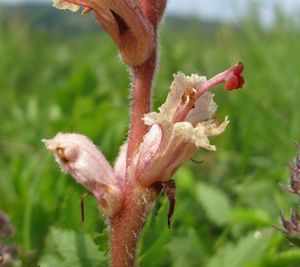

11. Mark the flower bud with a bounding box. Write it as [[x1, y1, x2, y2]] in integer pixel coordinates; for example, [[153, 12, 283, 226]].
[[53, 0, 154, 66], [275, 210, 300, 239], [43, 133, 121, 216]]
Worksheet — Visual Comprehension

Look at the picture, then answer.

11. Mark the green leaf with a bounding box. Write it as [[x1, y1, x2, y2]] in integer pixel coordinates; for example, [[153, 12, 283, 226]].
[[206, 230, 271, 267], [93, 229, 109, 254], [196, 182, 232, 226], [138, 200, 172, 267], [272, 248, 300, 267], [230, 208, 273, 227], [138, 229, 171, 267], [38, 255, 64, 267], [40, 227, 107, 267], [167, 228, 204, 267], [175, 167, 196, 194], [283, 234, 300, 248]]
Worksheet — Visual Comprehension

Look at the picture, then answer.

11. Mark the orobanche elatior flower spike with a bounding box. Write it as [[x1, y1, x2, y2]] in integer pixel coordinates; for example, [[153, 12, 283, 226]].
[[44, 1, 245, 266]]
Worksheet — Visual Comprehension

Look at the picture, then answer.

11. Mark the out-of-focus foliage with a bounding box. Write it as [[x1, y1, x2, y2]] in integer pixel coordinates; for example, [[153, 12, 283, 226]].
[[1, 3, 300, 266]]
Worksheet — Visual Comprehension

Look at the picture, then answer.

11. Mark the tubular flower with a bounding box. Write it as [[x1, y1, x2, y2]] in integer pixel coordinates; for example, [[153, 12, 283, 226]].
[[43, 133, 121, 216], [130, 64, 244, 186], [53, 0, 154, 66]]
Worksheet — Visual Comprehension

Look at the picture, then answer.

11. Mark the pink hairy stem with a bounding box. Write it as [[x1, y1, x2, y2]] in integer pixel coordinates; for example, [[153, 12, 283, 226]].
[[109, 182, 158, 267], [111, 3, 160, 265], [126, 45, 157, 169], [126, 0, 165, 169]]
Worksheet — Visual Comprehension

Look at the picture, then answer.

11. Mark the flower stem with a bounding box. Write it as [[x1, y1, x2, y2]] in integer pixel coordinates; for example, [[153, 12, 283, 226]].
[[109, 183, 156, 267], [126, 52, 156, 168]]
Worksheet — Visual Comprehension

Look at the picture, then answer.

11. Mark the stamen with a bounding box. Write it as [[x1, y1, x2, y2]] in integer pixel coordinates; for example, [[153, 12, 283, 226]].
[[182, 87, 197, 104], [81, 7, 92, 14]]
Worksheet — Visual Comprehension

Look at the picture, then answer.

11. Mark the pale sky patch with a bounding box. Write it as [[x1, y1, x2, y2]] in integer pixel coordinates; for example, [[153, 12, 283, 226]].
[[1, 0, 300, 25]]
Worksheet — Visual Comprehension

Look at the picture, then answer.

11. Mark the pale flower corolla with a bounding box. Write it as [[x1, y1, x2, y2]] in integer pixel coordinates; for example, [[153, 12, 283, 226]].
[[43, 133, 121, 216], [53, 0, 79, 11], [131, 72, 229, 186]]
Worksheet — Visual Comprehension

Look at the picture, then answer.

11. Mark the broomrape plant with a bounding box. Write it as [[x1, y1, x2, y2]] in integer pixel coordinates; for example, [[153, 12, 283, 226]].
[[44, 0, 245, 266]]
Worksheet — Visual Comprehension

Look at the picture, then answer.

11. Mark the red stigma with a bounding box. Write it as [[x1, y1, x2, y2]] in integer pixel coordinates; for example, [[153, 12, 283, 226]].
[[225, 63, 245, 91], [233, 62, 244, 75]]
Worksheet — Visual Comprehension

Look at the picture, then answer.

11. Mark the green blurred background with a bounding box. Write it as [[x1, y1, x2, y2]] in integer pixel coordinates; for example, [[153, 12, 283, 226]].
[[1, 1, 300, 266]]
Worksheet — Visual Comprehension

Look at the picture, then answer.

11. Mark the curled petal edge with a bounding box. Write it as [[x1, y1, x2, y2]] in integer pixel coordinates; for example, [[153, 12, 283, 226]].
[[53, 0, 80, 11]]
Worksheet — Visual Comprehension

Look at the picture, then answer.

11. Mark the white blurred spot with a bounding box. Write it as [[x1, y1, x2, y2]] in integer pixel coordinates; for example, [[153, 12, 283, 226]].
[[254, 230, 262, 239]]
